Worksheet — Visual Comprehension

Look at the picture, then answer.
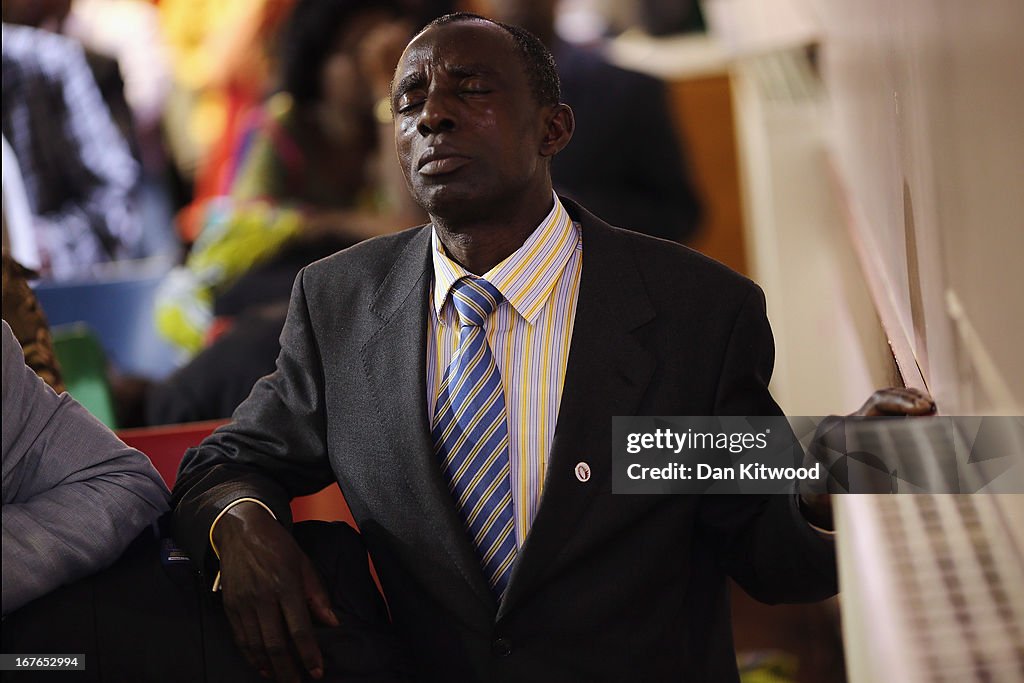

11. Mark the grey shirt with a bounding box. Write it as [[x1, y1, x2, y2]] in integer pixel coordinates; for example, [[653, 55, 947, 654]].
[[2, 320, 169, 615]]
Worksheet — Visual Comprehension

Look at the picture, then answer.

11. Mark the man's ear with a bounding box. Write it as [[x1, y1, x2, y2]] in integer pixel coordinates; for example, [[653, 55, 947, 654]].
[[539, 103, 574, 158]]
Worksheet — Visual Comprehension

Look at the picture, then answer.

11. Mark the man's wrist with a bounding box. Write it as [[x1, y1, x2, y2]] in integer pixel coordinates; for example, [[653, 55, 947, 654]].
[[209, 498, 277, 592], [798, 493, 835, 535], [209, 498, 277, 557], [209, 498, 276, 558]]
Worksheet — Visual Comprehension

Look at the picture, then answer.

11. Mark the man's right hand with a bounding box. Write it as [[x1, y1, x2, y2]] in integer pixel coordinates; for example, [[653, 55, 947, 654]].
[[212, 502, 339, 682]]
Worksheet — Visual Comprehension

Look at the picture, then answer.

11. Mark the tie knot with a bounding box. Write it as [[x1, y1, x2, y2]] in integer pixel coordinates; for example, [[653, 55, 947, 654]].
[[450, 277, 503, 327]]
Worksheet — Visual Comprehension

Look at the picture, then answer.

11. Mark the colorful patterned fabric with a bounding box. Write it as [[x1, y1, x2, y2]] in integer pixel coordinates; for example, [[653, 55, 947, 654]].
[[1, 253, 65, 393], [155, 197, 301, 354]]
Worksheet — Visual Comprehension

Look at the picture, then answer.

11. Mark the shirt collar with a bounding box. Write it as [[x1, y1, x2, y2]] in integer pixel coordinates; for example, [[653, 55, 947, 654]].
[[431, 192, 578, 325]]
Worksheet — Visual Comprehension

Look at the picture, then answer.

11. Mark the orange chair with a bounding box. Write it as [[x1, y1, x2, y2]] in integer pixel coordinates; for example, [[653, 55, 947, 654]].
[[117, 421, 354, 525]]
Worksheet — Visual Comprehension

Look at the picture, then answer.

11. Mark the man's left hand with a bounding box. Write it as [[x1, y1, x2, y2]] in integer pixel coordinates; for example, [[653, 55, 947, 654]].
[[852, 386, 936, 417], [801, 387, 937, 531]]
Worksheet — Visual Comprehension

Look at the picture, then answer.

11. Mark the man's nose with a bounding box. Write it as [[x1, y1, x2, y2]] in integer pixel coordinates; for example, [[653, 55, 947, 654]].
[[417, 91, 456, 136]]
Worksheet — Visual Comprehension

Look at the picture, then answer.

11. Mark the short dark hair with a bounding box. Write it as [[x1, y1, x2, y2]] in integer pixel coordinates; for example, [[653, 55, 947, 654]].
[[421, 12, 561, 107], [280, 0, 400, 106]]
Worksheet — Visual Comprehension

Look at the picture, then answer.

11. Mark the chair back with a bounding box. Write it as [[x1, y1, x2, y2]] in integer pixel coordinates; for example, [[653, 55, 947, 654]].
[[33, 259, 180, 379], [117, 421, 355, 524], [52, 323, 118, 428]]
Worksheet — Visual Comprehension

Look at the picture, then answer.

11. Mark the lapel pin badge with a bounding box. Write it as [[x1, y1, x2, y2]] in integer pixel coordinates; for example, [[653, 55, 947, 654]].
[[575, 462, 591, 482]]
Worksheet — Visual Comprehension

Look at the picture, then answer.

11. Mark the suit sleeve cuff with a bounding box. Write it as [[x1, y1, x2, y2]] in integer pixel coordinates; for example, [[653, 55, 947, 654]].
[[794, 493, 836, 539]]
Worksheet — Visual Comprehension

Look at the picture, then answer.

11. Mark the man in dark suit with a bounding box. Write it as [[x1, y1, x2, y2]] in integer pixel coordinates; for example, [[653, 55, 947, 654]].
[[171, 13, 934, 683]]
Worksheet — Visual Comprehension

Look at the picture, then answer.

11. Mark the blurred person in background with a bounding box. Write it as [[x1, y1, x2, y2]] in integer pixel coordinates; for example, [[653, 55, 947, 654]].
[[61, 0, 172, 170], [0, 136, 62, 387], [1, 252, 65, 393], [160, 0, 298, 241], [0, 20, 141, 280], [474, 0, 702, 242], [62, 0, 179, 258], [2, 133, 40, 271], [4, 0, 180, 260], [159, 0, 452, 220], [147, 0, 423, 424], [2, 0, 136, 160]]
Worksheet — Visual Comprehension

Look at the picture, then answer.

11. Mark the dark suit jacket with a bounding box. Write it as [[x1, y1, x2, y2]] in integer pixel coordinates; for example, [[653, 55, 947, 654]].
[[172, 199, 837, 682]]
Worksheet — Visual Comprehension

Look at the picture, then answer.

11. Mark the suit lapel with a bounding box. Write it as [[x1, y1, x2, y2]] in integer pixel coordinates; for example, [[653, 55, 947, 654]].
[[358, 226, 496, 613], [498, 204, 657, 618]]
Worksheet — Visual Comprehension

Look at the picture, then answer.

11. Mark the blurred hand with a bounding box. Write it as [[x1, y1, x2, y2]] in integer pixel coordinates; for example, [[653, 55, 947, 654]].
[[358, 19, 415, 102], [801, 387, 937, 530], [213, 502, 339, 682]]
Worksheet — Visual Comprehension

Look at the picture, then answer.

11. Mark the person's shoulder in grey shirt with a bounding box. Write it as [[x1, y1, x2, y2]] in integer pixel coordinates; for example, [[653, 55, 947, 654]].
[[1, 319, 169, 615]]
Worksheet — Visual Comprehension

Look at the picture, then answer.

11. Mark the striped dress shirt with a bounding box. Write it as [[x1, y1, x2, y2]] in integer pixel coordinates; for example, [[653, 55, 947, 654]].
[[427, 195, 582, 548]]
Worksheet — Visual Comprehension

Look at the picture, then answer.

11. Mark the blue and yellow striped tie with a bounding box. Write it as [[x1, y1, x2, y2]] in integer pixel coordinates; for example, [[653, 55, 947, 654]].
[[432, 276, 517, 600]]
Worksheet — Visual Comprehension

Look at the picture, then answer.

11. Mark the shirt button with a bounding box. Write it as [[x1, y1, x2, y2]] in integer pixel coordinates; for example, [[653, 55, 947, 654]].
[[492, 636, 513, 657]]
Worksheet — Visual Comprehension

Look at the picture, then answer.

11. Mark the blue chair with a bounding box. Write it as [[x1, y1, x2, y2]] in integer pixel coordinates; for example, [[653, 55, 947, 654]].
[[33, 257, 181, 379]]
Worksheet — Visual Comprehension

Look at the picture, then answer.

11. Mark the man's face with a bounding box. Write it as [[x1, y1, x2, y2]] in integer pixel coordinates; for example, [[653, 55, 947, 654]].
[[391, 20, 552, 221]]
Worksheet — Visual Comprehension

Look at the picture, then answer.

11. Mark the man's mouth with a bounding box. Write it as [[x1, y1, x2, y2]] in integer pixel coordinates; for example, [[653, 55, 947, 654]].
[[417, 150, 470, 176]]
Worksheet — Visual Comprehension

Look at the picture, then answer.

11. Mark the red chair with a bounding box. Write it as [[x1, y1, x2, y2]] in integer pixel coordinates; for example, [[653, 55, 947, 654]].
[[117, 421, 355, 525]]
